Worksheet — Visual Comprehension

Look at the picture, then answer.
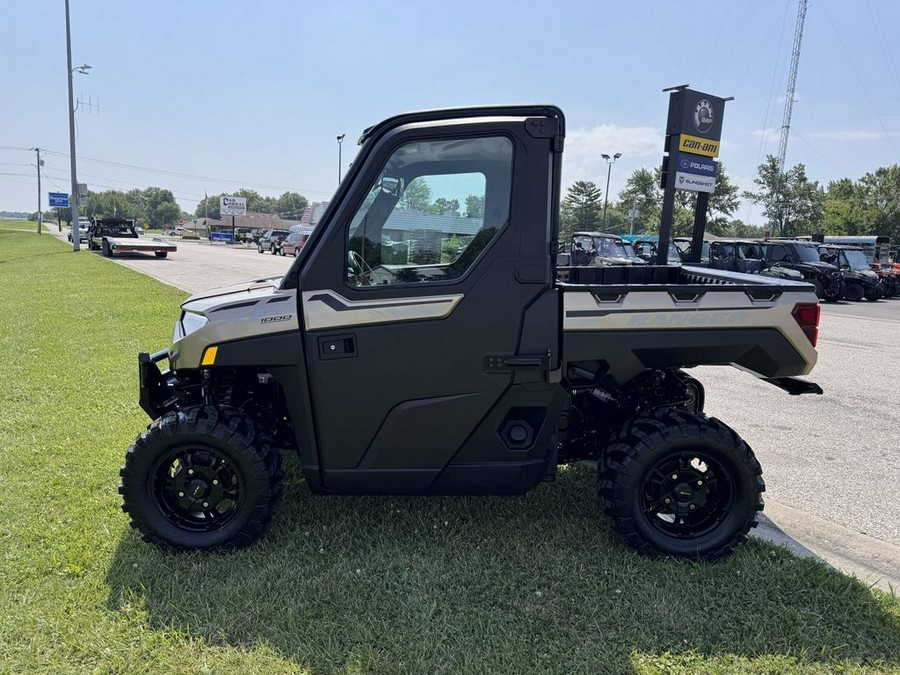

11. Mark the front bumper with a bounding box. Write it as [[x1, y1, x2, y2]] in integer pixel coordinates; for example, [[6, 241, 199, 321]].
[[138, 349, 176, 419]]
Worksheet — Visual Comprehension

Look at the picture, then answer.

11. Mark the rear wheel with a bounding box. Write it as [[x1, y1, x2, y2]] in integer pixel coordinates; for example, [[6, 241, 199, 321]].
[[811, 279, 825, 299], [119, 406, 283, 550], [598, 409, 764, 560], [865, 286, 882, 301], [294, 247, 300, 257], [155, 251, 168, 258], [102, 240, 111, 257], [844, 283, 865, 302]]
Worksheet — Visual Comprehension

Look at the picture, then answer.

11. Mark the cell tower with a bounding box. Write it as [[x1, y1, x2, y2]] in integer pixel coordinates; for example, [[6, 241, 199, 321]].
[[777, 0, 809, 170]]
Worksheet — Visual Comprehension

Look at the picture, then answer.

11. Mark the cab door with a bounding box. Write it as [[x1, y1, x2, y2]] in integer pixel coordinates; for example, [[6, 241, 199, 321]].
[[297, 109, 564, 494]]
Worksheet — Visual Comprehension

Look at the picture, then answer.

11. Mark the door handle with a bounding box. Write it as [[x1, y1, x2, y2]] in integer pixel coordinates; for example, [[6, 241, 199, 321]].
[[318, 334, 357, 360]]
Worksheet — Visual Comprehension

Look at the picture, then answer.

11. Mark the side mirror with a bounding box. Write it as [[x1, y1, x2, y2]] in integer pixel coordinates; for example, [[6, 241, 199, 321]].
[[380, 176, 403, 196]]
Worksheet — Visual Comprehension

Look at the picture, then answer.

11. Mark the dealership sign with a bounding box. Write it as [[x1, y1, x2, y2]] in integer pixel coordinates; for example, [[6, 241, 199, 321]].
[[220, 195, 247, 216]]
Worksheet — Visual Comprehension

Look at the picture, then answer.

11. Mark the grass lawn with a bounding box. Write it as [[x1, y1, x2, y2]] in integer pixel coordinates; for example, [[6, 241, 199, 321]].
[[1, 220, 899, 674]]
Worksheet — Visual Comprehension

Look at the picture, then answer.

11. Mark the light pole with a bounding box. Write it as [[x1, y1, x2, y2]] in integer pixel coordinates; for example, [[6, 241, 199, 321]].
[[337, 134, 346, 186], [601, 152, 621, 231], [65, 0, 90, 251]]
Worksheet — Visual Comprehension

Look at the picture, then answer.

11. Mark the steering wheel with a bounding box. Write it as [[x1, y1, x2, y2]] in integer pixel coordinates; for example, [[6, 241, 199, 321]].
[[348, 250, 373, 286]]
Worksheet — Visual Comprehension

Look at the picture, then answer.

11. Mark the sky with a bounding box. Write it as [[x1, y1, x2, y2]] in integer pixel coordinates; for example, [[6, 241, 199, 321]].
[[2, 0, 899, 226]]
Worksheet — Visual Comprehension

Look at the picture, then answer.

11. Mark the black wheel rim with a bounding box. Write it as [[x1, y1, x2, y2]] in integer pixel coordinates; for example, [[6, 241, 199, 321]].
[[640, 450, 734, 539], [152, 446, 243, 533]]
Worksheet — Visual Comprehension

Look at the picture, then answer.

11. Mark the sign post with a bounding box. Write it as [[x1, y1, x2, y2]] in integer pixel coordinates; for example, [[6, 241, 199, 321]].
[[49, 192, 69, 233], [220, 195, 247, 242], [658, 85, 731, 264]]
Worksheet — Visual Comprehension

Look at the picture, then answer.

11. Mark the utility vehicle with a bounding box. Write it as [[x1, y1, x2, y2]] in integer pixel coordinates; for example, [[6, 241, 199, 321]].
[[817, 245, 881, 302], [758, 239, 844, 301], [121, 106, 823, 560]]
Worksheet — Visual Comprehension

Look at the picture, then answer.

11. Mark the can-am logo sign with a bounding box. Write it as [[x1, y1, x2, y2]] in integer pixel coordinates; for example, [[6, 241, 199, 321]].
[[693, 100, 714, 133], [220, 196, 247, 215]]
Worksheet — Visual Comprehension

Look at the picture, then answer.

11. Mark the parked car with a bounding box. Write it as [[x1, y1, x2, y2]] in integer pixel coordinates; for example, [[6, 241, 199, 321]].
[[280, 231, 310, 256], [68, 218, 90, 242], [257, 228, 291, 254]]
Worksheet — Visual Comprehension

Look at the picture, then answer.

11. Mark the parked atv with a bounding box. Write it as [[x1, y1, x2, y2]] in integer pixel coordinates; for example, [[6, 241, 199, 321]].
[[759, 240, 844, 301], [817, 245, 882, 301]]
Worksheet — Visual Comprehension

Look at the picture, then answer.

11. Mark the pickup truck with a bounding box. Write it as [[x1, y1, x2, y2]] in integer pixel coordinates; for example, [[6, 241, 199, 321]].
[[88, 218, 177, 258], [121, 105, 822, 560]]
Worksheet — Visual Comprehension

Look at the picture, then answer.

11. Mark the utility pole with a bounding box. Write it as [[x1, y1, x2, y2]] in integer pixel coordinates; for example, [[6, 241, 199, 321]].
[[65, 0, 91, 251], [337, 134, 346, 186], [65, 0, 79, 250], [33, 148, 43, 234]]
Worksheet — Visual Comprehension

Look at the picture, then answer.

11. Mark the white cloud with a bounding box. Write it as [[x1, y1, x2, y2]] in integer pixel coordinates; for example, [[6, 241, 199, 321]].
[[562, 124, 662, 187]]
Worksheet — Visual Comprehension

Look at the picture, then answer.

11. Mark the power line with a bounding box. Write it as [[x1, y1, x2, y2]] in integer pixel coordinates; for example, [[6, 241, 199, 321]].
[[820, 0, 900, 161], [40, 148, 335, 196]]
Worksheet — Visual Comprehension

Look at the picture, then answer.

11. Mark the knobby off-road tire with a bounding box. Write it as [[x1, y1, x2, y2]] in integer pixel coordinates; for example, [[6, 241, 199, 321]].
[[119, 406, 283, 551], [844, 283, 865, 302], [598, 409, 764, 561]]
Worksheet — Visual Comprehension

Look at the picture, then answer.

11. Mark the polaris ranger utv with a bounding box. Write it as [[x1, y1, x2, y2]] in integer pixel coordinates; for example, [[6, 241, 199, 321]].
[[817, 245, 882, 302], [122, 106, 823, 560]]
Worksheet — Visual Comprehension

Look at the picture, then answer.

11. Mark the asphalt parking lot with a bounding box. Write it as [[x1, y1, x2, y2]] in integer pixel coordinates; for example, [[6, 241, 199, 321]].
[[58, 228, 900, 587]]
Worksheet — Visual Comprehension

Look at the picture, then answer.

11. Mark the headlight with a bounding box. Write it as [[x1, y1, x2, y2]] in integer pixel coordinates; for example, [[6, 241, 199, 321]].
[[180, 311, 208, 337]]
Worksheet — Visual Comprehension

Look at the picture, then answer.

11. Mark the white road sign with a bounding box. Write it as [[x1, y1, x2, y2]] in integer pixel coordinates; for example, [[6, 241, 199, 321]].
[[220, 195, 247, 215], [674, 172, 716, 194]]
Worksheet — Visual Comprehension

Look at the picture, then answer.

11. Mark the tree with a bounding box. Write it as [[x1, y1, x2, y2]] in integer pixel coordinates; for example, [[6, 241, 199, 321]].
[[560, 180, 602, 238], [426, 198, 460, 217], [743, 155, 825, 236], [195, 194, 221, 220], [398, 178, 432, 212], [706, 162, 740, 235], [858, 165, 900, 241], [276, 191, 309, 219], [465, 194, 484, 218], [617, 168, 660, 231], [154, 202, 182, 228]]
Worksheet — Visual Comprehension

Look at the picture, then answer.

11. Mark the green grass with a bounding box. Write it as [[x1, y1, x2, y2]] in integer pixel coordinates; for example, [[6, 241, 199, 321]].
[[1, 220, 899, 674]]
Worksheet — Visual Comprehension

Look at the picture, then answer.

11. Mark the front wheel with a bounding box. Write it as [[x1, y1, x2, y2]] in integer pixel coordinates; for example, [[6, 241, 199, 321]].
[[102, 240, 111, 257], [844, 283, 864, 302], [155, 251, 168, 259], [822, 280, 843, 302], [119, 406, 283, 550], [257, 244, 264, 254], [598, 409, 764, 560]]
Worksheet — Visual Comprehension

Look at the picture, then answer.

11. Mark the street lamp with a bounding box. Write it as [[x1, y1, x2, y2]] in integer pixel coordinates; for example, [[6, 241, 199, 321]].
[[601, 152, 621, 231], [65, 0, 90, 251], [337, 134, 346, 186]]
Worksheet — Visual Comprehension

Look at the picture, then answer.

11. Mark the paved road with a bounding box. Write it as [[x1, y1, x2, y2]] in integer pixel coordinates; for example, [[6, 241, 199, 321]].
[[100, 238, 295, 294], [57, 227, 900, 587]]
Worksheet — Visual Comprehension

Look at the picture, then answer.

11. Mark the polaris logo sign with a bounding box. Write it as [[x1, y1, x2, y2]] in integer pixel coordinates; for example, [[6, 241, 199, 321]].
[[220, 196, 247, 215]]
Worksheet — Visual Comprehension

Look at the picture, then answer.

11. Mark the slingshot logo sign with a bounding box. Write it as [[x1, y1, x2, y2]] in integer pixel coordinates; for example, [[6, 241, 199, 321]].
[[693, 100, 714, 133]]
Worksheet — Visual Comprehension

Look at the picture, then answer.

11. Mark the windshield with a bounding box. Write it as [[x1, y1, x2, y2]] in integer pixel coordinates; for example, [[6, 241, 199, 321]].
[[592, 237, 630, 259], [843, 250, 870, 269], [795, 245, 821, 263]]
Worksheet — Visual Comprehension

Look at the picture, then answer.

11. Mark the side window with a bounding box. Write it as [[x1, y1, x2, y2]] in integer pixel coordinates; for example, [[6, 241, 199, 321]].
[[770, 244, 788, 261], [345, 136, 513, 287]]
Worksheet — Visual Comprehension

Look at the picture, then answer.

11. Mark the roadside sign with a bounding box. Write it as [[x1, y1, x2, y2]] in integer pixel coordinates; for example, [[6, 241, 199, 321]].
[[675, 152, 718, 177], [220, 196, 247, 216], [210, 231, 234, 242], [675, 172, 716, 193], [77, 183, 88, 199], [48, 192, 69, 207], [677, 133, 720, 158]]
